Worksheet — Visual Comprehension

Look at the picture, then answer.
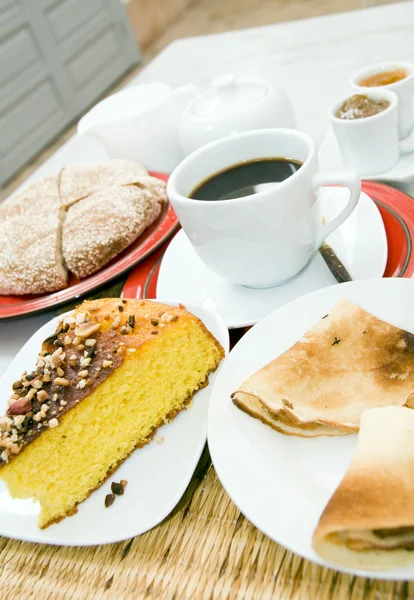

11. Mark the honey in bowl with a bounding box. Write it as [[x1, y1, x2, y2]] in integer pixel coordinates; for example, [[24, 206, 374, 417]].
[[358, 68, 408, 87], [336, 94, 390, 120]]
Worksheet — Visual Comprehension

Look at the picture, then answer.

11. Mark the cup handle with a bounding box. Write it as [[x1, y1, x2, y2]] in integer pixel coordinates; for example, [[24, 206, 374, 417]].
[[399, 137, 414, 154], [313, 172, 361, 249]]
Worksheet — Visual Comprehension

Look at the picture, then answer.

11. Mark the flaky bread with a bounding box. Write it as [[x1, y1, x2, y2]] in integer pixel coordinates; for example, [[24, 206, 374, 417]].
[[0, 211, 67, 295], [232, 301, 414, 437], [62, 184, 162, 279], [58, 159, 148, 206], [313, 406, 414, 570]]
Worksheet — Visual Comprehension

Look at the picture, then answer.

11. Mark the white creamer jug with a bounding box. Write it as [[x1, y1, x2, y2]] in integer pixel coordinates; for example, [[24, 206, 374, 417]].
[[77, 82, 198, 173]]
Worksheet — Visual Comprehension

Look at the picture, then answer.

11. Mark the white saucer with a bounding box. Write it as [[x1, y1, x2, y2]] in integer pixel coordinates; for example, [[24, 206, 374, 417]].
[[319, 126, 414, 188], [157, 188, 388, 329], [208, 278, 414, 580]]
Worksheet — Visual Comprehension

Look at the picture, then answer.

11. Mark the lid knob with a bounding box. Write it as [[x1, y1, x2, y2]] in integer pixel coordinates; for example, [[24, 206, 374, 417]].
[[212, 74, 237, 89]]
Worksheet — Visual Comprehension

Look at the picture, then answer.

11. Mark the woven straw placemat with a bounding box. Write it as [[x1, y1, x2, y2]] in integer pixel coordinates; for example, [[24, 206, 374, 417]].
[[1, 288, 412, 599], [0, 445, 412, 600]]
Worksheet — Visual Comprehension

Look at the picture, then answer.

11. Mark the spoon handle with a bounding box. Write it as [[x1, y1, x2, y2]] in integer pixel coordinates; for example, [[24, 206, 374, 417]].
[[319, 242, 353, 283]]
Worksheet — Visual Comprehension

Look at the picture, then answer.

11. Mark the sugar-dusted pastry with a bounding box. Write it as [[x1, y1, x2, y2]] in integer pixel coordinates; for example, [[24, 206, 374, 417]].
[[232, 301, 414, 436], [313, 406, 414, 570], [0, 298, 224, 528], [0, 176, 62, 220], [58, 159, 148, 206], [62, 184, 163, 279], [0, 211, 67, 295]]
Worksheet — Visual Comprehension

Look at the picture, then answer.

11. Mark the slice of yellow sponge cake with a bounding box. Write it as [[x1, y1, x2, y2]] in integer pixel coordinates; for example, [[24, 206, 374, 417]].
[[0, 299, 224, 528]]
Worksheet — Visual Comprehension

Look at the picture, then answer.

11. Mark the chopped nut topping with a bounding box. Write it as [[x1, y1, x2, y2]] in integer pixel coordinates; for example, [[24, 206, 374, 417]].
[[85, 338, 96, 347], [36, 359, 45, 369], [78, 370, 89, 378], [9, 443, 20, 455], [25, 388, 37, 401], [151, 318, 159, 327], [60, 400, 67, 406], [77, 379, 87, 389], [74, 321, 101, 339], [86, 379, 92, 386], [102, 360, 113, 369], [151, 331, 159, 335], [69, 354, 77, 362], [42, 372, 51, 383], [75, 312, 86, 326], [160, 313, 178, 323], [80, 357, 91, 367], [64, 335, 72, 346], [30, 379, 43, 389], [37, 390, 49, 402], [0, 417, 12, 432], [48, 418, 59, 429], [111, 315, 121, 329], [128, 315, 135, 329], [156, 436, 165, 444], [52, 393, 58, 403], [32, 413, 42, 422], [12, 415, 25, 427], [178, 303, 185, 309], [73, 337, 81, 346], [40, 404, 50, 413], [120, 479, 128, 488], [120, 326, 129, 334], [128, 348, 136, 353], [63, 316, 76, 326], [105, 494, 115, 508], [56, 367, 65, 377], [54, 377, 69, 386], [12, 380, 23, 391]]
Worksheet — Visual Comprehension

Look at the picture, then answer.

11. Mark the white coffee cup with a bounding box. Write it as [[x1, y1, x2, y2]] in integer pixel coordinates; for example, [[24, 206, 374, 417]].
[[329, 89, 414, 176], [351, 61, 414, 139], [167, 129, 360, 288]]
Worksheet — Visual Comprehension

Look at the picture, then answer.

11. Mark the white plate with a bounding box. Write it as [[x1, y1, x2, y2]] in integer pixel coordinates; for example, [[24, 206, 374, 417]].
[[157, 188, 387, 329], [208, 278, 414, 580], [0, 300, 229, 546], [319, 126, 414, 187]]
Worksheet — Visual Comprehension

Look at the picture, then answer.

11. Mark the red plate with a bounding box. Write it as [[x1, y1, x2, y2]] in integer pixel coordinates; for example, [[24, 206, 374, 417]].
[[0, 172, 178, 319], [122, 181, 414, 302]]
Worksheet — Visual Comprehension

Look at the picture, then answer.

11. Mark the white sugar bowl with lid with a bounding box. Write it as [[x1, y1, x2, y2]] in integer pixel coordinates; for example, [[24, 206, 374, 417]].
[[178, 74, 296, 156]]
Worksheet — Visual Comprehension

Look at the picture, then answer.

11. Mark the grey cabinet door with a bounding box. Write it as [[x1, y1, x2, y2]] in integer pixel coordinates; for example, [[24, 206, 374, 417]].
[[0, 0, 140, 187]]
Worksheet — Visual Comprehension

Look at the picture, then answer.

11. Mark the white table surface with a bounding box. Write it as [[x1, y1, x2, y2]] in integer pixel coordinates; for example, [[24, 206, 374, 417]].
[[2, 1, 414, 377]]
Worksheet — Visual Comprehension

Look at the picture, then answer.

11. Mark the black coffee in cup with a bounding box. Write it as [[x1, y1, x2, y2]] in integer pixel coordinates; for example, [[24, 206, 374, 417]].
[[190, 157, 302, 201]]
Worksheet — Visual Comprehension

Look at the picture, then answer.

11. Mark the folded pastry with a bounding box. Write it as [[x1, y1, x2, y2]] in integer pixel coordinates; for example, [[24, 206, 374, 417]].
[[62, 184, 162, 279], [58, 159, 148, 206], [0, 211, 68, 295], [232, 301, 414, 437], [0, 298, 224, 528], [313, 406, 414, 570]]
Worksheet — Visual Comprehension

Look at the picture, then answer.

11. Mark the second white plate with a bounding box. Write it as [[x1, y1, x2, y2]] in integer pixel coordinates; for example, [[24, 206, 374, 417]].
[[0, 300, 229, 546], [157, 188, 387, 329], [208, 278, 414, 580]]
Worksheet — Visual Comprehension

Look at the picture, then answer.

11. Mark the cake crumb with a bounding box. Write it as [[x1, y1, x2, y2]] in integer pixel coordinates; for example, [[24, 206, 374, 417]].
[[111, 481, 125, 496], [105, 494, 115, 508], [155, 436, 164, 444]]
